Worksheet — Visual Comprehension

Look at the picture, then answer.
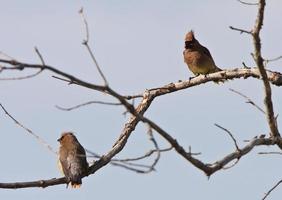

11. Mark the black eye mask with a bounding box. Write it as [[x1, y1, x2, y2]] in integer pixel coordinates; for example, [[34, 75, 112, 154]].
[[185, 41, 194, 49]]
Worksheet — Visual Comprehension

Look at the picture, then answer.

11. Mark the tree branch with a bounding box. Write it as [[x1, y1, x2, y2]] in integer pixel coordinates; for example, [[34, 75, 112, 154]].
[[0, 103, 56, 154], [252, 0, 280, 139], [55, 100, 122, 111], [79, 8, 108, 86], [229, 88, 265, 114], [262, 179, 282, 200]]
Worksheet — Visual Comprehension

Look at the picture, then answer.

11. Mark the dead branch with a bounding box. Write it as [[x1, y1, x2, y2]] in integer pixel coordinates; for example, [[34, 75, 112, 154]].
[[258, 151, 282, 155], [79, 8, 108, 86], [214, 123, 240, 151], [262, 179, 282, 200], [34, 47, 46, 65], [0, 69, 43, 80], [55, 100, 122, 111], [229, 26, 252, 34], [264, 55, 282, 64], [252, 0, 280, 139], [229, 88, 265, 114], [237, 0, 258, 5], [140, 114, 280, 176], [0, 103, 56, 155]]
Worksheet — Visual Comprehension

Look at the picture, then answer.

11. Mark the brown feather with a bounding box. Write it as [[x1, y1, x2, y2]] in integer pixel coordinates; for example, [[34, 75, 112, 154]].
[[58, 132, 88, 188], [183, 30, 224, 83]]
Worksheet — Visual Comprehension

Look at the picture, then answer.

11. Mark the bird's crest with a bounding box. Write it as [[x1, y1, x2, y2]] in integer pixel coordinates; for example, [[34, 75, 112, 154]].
[[185, 30, 195, 42]]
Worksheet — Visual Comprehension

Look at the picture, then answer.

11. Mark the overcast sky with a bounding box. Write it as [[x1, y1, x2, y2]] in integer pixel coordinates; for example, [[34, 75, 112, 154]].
[[1, 1, 282, 199]]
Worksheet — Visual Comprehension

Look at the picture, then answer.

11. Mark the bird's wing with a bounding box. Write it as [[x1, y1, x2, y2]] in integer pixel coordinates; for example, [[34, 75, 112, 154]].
[[67, 145, 88, 180], [76, 143, 89, 170], [201, 46, 213, 59], [60, 154, 71, 178]]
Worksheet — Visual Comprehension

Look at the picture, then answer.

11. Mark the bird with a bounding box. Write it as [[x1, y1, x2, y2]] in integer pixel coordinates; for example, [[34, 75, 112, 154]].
[[57, 132, 89, 188], [183, 30, 223, 82]]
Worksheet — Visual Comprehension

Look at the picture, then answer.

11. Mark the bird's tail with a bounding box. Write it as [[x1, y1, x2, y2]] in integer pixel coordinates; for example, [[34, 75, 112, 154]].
[[71, 183, 82, 189], [215, 66, 222, 72], [70, 175, 82, 189], [213, 67, 226, 84]]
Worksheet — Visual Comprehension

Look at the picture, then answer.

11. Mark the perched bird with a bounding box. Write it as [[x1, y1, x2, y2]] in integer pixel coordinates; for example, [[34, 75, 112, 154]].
[[57, 132, 88, 188], [183, 30, 223, 81]]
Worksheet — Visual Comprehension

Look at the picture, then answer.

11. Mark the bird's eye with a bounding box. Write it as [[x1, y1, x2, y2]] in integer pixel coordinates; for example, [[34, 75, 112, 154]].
[[185, 41, 193, 48]]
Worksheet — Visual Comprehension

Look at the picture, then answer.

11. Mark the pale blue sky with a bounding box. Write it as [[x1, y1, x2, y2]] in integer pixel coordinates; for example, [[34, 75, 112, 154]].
[[1, 1, 282, 199]]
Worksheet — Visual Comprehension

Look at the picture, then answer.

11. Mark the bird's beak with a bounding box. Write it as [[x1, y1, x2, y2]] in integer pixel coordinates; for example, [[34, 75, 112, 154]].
[[57, 137, 61, 142]]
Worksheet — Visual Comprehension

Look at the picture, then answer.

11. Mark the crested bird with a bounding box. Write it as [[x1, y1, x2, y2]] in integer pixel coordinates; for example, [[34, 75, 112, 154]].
[[57, 132, 88, 188], [183, 30, 224, 82]]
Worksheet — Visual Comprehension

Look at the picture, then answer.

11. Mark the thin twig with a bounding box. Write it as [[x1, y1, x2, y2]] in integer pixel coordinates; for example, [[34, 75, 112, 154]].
[[56, 101, 122, 111], [262, 179, 282, 200], [86, 147, 172, 163], [52, 75, 75, 85], [0, 49, 44, 80], [237, 0, 258, 5], [34, 47, 46, 66], [116, 147, 173, 162], [222, 158, 240, 170], [242, 62, 250, 69], [85, 43, 109, 86], [0, 70, 43, 80], [264, 55, 282, 64], [78, 8, 89, 44], [85, 146, 172, 173], [0, 51, 17, 61], [144, 123, 161, 173], [214, 123, 240, 151], [258, 151, 282, 155], [0, 103, 57, 154], [229, 88, 265, 114], [79, 8, 108, 86], [123, 94, 143, 100], [229, 26, 253, 34], [110, 162, 154, 173]]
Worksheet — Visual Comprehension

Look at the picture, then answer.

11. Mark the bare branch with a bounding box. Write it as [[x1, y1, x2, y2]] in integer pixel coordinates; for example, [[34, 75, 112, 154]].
[[1, 59, 282, 88], [86, 147, 172, 164], [258, 151, 282, 155], [0, 59, 108, 92], [0, 69, 43, 80], [86, 149, 158, 173], [109, 162, 154, 173], [213, 124, 242, 170], [115, 147, 173, 162], [0, 47, 45, 80], [222, 158, 240, 170], [141, 112, 281, 176], [264, 55, 282, 64], [56, 100, 122, 111], [0, 51, 16, 60], [214, 123, 240, 151], [143, 124, 161, 173], [0, 103, 56, 154], [52, 75, 75, 85], [252, 0, 280, 139], [229, 26, 253, 34], [34, 47, 46, 65], [229, 88, 265, 114], [242, 62, 250, 69], [0, 177, 66, 189], [79, 8, 108, 86], [78, 8, 89, 44], [123, 94, 143, 100], [262, 179, 282, 200], [237, 0, 258, 5]]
